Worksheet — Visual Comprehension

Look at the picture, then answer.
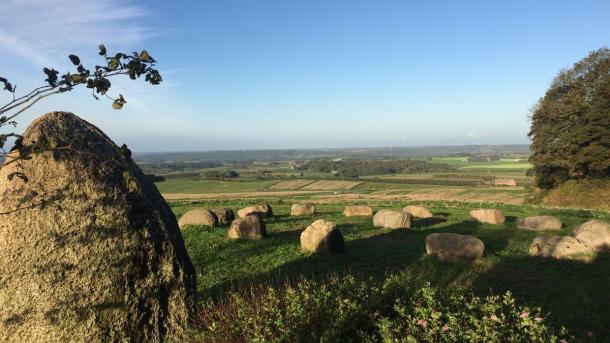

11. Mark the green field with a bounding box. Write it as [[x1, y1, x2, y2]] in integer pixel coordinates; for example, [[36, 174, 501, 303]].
[[174, 199, 610, 340]]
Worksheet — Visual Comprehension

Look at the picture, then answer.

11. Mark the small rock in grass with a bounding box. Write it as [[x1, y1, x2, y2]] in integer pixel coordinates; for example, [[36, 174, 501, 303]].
[[426, 233, 485, 262], [529, 236, 594, 259], [291, 203, 316, 216], [373, 209, 412, 229], [517, 216, 562, 231], [212, 208, 235, 225], [228, 216, 267, 240], [403, 205, 433, 218], [470, 209, 505, 225], [178, 209, 218, 229], [238, 204, 273, 218], [300, 219, 344, 254], [573, 220, 610, 251], [343, 205, 373, 217]]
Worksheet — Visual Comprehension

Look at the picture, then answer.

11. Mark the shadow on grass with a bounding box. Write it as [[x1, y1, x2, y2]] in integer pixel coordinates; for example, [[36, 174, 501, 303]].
[[472, 252, 610, 340], [413, 216, 447, 227], [201, 219, 510, 296]]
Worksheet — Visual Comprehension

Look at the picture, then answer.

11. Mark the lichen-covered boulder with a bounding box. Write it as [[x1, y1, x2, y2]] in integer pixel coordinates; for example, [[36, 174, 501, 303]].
[[426, 233, 484, 262], [470, 209, 505, 224], [228, 215, 267, 240], [573, 219, 610, 251], [343, 205, 373, 217], [238, 204, 273, 218], [529, 236, 594, 259], [403, 205, 433, 218], [517, 216, 562, 231], [0, 112, 196, 343], [373, 210, 412, 229], [291, 203, 316, 216], [300, 219, 344, 253], [212, 207, 235, 225], [178, 208, 218, 228]]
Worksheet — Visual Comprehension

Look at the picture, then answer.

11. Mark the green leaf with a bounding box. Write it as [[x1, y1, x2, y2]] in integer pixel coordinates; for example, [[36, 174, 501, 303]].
[[98, 44, 107, 56], [68, 54, 80, 65]]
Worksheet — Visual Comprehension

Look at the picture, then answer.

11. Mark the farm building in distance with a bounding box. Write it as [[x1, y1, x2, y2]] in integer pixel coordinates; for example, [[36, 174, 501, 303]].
[[493, 178, 518, 187]]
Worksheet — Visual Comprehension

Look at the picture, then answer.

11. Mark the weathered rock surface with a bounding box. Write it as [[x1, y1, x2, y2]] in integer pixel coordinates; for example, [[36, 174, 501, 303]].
[[573, 220, 610, 251], [517, 216, 562, 231], [212, 207, 235, 225], [291, 202, 316, 216], [425, 233, 485, 262], [529, 236, 594, 259], [228, 215, 267, 240], [0, 112, 196, 343], [470, 209, 505, 224], [373, 209, 412, 229], [343, 205, 373, 217], [403, 205, 433, 218], [178, 208, 218, 228], [300, 219, 344, 253], [238, 204, 273, 218]]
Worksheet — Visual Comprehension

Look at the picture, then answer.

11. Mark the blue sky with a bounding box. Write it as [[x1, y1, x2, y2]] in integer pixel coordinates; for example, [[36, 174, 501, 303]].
[[1, 0, 609, 152]]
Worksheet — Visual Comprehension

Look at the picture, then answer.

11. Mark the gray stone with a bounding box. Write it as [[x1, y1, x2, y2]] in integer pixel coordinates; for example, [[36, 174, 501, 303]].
[[300, 219, 344, 253], [0, 112, 196, 342], [426, 233, 484, 262]]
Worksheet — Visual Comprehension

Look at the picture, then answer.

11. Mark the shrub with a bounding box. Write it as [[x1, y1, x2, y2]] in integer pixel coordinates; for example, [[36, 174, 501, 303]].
[[191, 275, 569, 342], [542, 178, 610, 210]]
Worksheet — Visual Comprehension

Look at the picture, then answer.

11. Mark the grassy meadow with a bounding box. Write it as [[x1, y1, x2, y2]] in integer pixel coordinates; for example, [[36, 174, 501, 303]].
[[172, 199, 610, 340]]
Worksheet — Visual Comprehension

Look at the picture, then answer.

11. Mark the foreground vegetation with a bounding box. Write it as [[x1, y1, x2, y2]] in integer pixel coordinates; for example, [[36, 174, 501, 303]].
[[172, 199, 610, 341], [194, 275, 569, 342]]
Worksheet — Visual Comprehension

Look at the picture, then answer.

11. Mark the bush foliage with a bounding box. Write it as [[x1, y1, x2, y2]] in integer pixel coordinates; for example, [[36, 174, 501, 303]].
[[193, 275, 569, 343]]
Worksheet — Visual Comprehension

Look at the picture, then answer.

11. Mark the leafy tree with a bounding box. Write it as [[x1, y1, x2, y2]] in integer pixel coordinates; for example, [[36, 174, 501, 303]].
[[529, 47, 610, 188], [0, 44, 161, 162]]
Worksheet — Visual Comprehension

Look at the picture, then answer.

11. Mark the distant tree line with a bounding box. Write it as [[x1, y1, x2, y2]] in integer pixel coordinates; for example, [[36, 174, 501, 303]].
[[202, 170, 239, 180], [529, 47, 610, 188], [298, 159, 454, 178], [138, 161, 222, 175]]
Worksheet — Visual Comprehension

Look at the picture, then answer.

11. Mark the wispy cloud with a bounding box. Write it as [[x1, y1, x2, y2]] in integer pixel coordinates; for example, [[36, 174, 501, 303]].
[[0, 0, 151, 66]]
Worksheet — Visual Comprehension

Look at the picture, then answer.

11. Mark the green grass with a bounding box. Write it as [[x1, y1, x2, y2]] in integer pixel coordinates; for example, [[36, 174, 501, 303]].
[[155, 179, 280, 193], [173, 199, 610, 340]]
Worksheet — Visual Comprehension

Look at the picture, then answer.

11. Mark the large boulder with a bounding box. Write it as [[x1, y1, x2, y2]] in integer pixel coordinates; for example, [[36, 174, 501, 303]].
[[425, 233, 485, 262], [238, 204, 273, 218], [228, 215, 267, 240], [573, 220, 610, 251], [403, 205, 433, 218], [470, 209, 505, 224], [178, 208, 218, 228], [343, 205, 373, 217], [0, 112, 196, 342], [300, 219, 344, 253], [529, 236, 594, 259], [517, 216, 562, 231], [212, 207, 235, 225], [291, 202, 316, 216], [373, 209, 412, 229]]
